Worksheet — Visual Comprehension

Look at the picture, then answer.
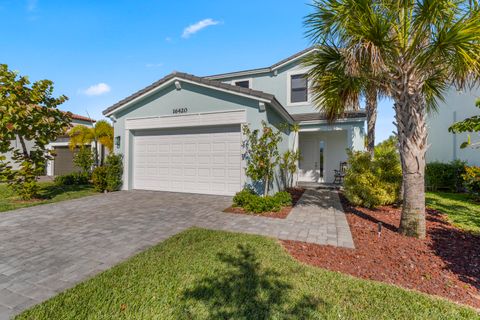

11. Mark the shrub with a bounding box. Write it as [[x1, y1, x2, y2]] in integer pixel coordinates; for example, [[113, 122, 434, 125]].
[[462, 166, 480, 199], [274, 191, 293, 206], [344, 144, 402, 208], [232, 189, 292, 213], [92, 166, 108, 192], [233, 188, 255, 207], [73, 147, 94, 176], [54, 172, 89, 186], [425, 160, 466, 192], [105, 154, 123, 192]]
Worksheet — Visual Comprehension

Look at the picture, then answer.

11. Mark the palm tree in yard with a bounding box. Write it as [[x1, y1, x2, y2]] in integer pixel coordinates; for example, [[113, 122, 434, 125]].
[[69, 120, 114, 166], [305, 0, 480, 238], [303, 45, 385, 156]]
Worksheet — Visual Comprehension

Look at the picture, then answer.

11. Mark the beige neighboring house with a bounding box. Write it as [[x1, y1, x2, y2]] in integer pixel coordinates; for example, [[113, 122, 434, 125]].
[[3, 113, 96, 177], [427, 87, 480, 166]]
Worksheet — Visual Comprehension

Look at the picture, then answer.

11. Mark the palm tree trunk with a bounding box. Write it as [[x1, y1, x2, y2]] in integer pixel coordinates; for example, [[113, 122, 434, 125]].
[[365, 87, 377, 157], [18, 135, 29, 158], [392, 71, 427, 239]]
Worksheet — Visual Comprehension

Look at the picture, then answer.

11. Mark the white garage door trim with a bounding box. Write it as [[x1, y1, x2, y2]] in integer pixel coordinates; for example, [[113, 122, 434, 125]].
[[125, 109, 246, 130], [123, 110, 247, 194], [132, 125, 242, 196]]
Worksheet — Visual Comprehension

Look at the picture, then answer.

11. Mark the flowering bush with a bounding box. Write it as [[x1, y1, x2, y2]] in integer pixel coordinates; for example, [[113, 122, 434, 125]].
[[462, 166, 480, 200]]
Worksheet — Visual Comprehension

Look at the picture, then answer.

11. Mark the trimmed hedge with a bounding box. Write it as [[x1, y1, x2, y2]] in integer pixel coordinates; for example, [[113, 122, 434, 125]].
[[425, 160, 466, 192], [233, 189, 292, 213], [91, 166, 108, 192], [91, 154, 123, 192], [54, 172, 89, 186]]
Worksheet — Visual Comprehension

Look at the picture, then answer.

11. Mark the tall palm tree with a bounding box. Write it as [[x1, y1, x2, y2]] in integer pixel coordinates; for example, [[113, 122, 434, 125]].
[[303, 45, 384, 156], [305, 0, 480, 238], [69, 120, 113, 166]]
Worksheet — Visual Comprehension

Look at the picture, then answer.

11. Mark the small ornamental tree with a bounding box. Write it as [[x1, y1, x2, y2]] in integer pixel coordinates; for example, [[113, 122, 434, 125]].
[[0, 64, 70, 199], [279, 124, 301, 189], [449, 99, 480, 149], [73, 147, 95, 176], [69, 120, 114, 166], [242, 121, 282, 196]]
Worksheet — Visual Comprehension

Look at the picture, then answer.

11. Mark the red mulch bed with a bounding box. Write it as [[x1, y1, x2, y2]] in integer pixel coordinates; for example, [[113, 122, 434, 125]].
[[281, 194, 480, 309], [224, 188, 305, 219]]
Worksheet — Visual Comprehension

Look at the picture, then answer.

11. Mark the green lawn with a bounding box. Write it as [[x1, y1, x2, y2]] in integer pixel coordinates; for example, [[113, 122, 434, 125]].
[[0, 182, 96, 213], [17, 229, 477, 320], [426, 192, 480, 234]]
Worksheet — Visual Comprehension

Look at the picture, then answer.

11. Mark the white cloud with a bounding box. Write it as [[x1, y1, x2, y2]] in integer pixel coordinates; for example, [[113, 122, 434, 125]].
[[165, 37, 172, 42], [82, 83, 111, 96], [26, 0, 37, 11], [182, 18, 219, 38]]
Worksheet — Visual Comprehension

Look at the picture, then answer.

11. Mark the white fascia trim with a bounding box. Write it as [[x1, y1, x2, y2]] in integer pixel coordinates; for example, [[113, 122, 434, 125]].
[[206, 68, 271, 80], [272, 48, 318, 71], [298, 117, 367, 126], [104, 77, 271, 117], [125, 109, 247, 131], [206, 48, 318, 80]]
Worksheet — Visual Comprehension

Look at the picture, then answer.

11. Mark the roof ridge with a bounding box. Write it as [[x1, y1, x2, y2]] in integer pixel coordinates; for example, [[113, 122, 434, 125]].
[[103, 71, 280, 116], [204, 46, 317, 79]]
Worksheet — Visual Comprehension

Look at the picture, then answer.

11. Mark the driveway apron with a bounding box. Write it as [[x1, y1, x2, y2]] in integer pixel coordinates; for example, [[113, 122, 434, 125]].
[[0, 188, 353, 319]]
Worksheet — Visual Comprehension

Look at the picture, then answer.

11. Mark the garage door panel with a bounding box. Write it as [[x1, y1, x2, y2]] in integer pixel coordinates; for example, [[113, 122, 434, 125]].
[[133, 125, 241, 196]]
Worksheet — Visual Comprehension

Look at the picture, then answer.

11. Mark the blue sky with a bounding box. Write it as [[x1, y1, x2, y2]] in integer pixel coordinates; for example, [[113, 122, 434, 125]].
[[0, 0, 395, 142]]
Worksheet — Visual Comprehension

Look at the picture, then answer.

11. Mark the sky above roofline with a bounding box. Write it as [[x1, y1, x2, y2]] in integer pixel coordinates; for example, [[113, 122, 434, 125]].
[[0, 0, 396, 142]]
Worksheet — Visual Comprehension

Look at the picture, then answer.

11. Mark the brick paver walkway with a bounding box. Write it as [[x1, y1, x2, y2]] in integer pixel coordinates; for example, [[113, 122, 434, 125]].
[[0, 188, 353, 319]]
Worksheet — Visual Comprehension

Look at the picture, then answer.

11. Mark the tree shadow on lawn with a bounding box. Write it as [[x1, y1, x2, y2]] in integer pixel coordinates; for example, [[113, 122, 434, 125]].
[[181, 244, 324, 319]]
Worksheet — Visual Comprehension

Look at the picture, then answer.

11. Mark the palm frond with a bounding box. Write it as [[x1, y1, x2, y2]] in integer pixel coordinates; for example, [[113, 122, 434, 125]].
[[304, 46, 364, 122]]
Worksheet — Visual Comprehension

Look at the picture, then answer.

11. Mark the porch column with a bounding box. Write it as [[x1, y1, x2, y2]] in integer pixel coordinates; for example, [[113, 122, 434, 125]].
[[293, 132, 299, 187], [347, 127, 353, 150]]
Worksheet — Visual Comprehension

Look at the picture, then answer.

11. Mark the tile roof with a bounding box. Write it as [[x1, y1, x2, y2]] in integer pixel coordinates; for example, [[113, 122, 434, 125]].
[[205, 46, 317, 79], [102, 71, 288, 118], [69, 113, 96, 123]]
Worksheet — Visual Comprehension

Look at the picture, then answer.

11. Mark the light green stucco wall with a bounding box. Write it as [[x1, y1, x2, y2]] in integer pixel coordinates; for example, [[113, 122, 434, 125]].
[[216, 60, 320, 115], [111, 80, 292, 193]]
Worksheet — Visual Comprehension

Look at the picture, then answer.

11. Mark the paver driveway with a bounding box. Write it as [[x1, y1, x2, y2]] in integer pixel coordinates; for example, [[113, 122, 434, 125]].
[[0, 189, 353, 319]]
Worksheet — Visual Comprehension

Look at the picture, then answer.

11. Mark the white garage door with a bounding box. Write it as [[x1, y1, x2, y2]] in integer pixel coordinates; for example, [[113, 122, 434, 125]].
[[133, 125, 242, 196]]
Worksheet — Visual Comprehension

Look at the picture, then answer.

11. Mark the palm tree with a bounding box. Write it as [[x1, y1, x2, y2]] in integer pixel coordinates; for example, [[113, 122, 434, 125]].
[[303, 45, 384, 156], [69, 120, 113, 166], [305, 0, 480, 238]]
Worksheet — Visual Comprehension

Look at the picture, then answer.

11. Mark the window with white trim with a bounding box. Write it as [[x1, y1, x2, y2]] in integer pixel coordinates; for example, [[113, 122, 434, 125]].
[[233, 80, 250, 89], [290, 74, 308, 103]]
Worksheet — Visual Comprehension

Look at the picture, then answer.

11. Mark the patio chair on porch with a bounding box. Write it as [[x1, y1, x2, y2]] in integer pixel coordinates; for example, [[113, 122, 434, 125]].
[[333, 162, 348, 184]]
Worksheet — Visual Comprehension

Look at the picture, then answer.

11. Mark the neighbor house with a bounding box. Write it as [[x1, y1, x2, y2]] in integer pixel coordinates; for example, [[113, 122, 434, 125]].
[[427, 87, 480, 166], [103, 47, 366, 196], [3, 113, 96, 176]]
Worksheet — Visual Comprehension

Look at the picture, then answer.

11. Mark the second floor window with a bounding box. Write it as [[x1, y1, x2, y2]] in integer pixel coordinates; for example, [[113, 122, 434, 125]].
[[234, 80, 250, 89], [290, 74, 308, 103]]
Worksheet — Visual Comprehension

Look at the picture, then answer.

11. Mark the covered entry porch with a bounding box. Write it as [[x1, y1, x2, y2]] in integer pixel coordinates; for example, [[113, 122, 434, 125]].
[[293, 120, 365, 184]]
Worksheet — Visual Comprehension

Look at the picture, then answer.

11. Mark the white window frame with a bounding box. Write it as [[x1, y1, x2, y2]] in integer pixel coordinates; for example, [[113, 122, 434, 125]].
[[286, 69, 311, 107], [230, 78, 252, 89]]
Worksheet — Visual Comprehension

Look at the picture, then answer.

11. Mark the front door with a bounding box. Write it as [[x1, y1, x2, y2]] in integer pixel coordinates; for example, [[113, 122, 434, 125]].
[[298, 136, 325, 183]]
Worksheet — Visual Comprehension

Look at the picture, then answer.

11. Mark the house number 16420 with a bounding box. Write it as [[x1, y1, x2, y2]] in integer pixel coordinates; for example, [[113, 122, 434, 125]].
[[173, 108, 188, 114]]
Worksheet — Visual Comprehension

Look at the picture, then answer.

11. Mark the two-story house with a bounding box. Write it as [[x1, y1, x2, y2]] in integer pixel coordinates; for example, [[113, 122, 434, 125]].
[[103, 47, 366, 196]]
